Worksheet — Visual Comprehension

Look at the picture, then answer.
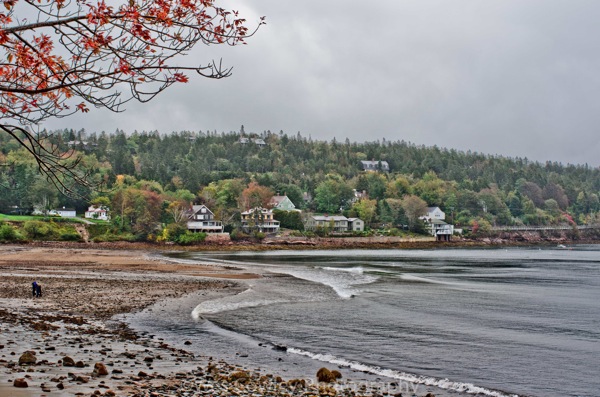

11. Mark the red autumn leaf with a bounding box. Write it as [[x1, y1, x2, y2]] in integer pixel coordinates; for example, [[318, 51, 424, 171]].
[[76, 102, 89, 113], [173, 73, 188, 83]]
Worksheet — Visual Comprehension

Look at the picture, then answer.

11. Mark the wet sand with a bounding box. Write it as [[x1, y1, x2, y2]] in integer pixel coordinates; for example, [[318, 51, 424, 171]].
[[0, 245, 253, 396], [0, 245, 446, 397]]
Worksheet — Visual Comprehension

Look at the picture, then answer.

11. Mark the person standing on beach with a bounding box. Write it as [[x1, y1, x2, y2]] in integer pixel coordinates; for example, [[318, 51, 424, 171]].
[[32, 281, 37, 298], [36, 282, 42, 298]]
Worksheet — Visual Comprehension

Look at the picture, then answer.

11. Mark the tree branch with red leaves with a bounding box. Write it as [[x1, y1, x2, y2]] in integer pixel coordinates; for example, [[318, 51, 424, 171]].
[[0, 0, 263, 196]]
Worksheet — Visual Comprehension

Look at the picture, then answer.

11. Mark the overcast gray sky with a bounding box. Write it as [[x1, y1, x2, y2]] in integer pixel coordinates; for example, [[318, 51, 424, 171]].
[[45, 0, 600, 166]]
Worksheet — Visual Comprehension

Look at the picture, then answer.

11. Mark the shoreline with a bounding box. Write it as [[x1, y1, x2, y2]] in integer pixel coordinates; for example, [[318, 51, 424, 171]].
[[0, 245, 250, 396], [2, 243, 589, 396], [13, 231, 600, 253], [0, 245, 449, 397]]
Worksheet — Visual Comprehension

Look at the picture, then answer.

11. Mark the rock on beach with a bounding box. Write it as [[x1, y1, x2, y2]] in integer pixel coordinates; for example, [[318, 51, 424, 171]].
[[18, 351, 36, 365], [13, 378, 28, 388]]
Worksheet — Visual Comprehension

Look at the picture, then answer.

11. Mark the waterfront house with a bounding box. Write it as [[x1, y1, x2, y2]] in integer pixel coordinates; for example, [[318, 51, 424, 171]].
[[187, 205, 224, 233], [427, 218, 454, 241], [305, 215, 364, 233], [49, 207, 77, 218], [84, 205, 110, 221], [241, 207, 280, 234], [347, 218, 365, 232], [420, 206, 446, 222], [269, 195, 298, 211]]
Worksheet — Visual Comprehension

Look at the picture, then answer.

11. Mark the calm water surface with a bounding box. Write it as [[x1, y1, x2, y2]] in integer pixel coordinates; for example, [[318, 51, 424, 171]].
[[128, 246, 600, 397]]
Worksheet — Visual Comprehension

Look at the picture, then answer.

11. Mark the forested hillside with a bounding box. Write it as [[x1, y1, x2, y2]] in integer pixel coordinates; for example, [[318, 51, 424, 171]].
[[2, 128, 599, 239]]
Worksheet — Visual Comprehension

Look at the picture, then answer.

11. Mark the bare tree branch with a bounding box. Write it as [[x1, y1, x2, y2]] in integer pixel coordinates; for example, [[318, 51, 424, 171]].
[[0, 0, 263, 196]]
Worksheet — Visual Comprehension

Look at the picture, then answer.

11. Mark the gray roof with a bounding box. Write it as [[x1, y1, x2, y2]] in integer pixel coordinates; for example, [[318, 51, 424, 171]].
[[312, 215, 348, 221], [190, 205, 215, 216]]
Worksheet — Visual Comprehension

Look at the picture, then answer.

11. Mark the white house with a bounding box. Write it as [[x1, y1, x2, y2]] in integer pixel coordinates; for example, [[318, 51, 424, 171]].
[[351, 189, 368, 203], [419, 207, 453, 241], [84, 205, 110, 221], [187, 205, 224, 233], [421, 206, 445, 222], [427, 218, 454, 241], [49, 207, 77, 218], [360, 160, 390, 172]]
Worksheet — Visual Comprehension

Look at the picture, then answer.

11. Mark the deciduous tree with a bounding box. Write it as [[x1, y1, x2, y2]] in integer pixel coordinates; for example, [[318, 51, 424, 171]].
[[351, 198, 377, 227], [401, 194, 428, 230], [0, 0, 263, 194], [240, 181, 273, 209], [314, 177, 353, 214]]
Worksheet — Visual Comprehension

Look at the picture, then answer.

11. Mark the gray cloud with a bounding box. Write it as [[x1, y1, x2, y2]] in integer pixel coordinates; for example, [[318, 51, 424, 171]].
[[45, 0, 600, 165]]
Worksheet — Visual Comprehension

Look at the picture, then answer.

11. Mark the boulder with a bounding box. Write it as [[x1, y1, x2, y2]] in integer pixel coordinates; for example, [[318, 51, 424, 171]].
[[18, 351, 37, 365], [62, 356, 75, 366], [331, 370, 342, 379], [93, 362, 109, 376], [288, 378, 307, 388], [75, 375, 90, 383], [272, 344, 287, 352], [316, 367, 337, 383], [13, 378, 28, 388], [228, 371, 250, 383]]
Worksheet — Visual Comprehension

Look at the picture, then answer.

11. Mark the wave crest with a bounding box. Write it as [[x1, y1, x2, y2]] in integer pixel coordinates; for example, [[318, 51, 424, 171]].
[[287, 347, 519, 397]]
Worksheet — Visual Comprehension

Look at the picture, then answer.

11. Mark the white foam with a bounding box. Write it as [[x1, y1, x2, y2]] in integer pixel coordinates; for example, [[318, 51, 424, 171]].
[[192, 298, 287, 318], [288, 347, 519, 397], [274, 267, 378, 299], [400, 274, 450, 284], [320, 266, 365, 274]]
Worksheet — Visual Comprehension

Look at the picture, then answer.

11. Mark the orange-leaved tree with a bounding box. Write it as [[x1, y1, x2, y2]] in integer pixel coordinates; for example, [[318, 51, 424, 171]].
[[0, 0, 263, 195]]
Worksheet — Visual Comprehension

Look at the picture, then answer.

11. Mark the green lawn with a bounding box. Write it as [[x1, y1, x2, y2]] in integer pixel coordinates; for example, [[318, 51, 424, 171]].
[[0, 214, 41, 221], [0, 214, 88, 223]]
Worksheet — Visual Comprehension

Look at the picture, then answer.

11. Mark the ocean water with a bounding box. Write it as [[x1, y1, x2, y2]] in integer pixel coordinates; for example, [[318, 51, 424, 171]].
[[126, 246, 600, 397]]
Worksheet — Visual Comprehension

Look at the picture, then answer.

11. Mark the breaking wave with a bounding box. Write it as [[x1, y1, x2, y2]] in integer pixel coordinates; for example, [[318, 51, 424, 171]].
[[287, 347, 519, 397], [274, 267, 378, 299]]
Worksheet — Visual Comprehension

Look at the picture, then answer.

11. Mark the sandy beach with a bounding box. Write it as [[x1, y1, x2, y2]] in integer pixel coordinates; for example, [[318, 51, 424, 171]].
[[0, 245, 434, 397], [0, 245, 254, 396]]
